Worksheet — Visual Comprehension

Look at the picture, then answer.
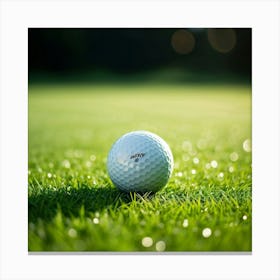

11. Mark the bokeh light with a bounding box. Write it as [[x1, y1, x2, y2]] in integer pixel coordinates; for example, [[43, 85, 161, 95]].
[[171, 29, 195, 55], [207, 28, 237, 53]]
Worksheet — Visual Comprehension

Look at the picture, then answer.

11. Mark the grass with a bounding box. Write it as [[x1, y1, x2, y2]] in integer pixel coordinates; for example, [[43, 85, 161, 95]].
[[28, 83, 252, 252]]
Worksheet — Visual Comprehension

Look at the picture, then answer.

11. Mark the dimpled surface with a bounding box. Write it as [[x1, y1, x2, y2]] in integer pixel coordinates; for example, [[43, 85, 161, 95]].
[[107, 131, 174, 192]]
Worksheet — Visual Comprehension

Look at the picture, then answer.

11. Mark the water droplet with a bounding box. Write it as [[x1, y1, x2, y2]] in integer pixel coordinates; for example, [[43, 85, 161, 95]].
[[90, 154, 96, 161], [85, 161, 92, 168], [228, 166, 234, 173], [68, 228, 77, 238], [210, 160, 218, 168], [47, 173, 52, 178], [155, 241, 166, 252], [193, 157, 199, 164], [93, 218, 99, 224], [202, 228, 212, 238], [243, 139, 251, 152], [37, 167, 42, 173], [87, 175, 91, 179], [176, 172, 183, 177], [230, 152, 239, 161], [191, 169, 196, 175], [182, 219, 189, 228], [243, 215, 247, 220], [62, 160, 71, 169], [95, 212, 100, 218], [142, 237, 153, 247], [205, 163, 211, 169], [218, 172, 224, 180]]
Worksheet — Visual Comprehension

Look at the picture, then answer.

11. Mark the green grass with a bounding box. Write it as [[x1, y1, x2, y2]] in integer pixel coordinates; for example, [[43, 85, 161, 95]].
[[28, 83, 252, 252]]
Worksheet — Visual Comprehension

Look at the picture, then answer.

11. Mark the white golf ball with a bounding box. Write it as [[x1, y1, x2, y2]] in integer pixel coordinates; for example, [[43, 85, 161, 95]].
[[107, 131, 174, 192]]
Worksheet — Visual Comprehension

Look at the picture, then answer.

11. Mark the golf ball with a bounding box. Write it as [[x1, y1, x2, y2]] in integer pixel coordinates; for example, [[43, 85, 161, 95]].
[[107, 131, 174, 192]]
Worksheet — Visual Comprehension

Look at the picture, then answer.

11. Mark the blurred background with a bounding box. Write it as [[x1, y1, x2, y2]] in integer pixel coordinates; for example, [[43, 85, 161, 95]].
[[28, 28, 252, 251], [28, 28, 251, 84]]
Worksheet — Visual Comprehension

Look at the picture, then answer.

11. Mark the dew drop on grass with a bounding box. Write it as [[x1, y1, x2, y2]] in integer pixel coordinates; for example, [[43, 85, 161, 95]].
[[210, 160, 218, 168], [86, 161, 92, 168], [202, 228, 212, 238], [176, 172, 183, 177], [182, 219, 189, 228], [218, 172, 224, 180], [47, 173, 52, 178], [243, 139, 252, 152], [205, 163, 211, 169], [142, 237, 153, 247], [228, 166, 234, 173], [243, 215, 248, 220], [62, 160, 71, 169], [193, 157, 199, 164], [191, 169, 196, 175], [68, 228, 77, 238], [90, 154, 96, 161], [230, 152, 239, 162], [93, 218, 99, 224], [155, 241, 166, 252]]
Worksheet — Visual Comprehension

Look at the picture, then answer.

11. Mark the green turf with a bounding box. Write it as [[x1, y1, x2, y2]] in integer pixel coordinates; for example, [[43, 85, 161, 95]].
[[28, 83, 252, 252]]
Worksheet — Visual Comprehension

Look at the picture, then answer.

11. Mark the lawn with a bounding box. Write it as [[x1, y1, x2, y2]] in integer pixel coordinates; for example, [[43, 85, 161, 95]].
[[28, 83, 252, 252]]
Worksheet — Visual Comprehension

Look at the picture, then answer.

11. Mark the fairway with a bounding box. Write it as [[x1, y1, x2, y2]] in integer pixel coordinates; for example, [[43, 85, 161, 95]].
[[28, 83, 252, 251]]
